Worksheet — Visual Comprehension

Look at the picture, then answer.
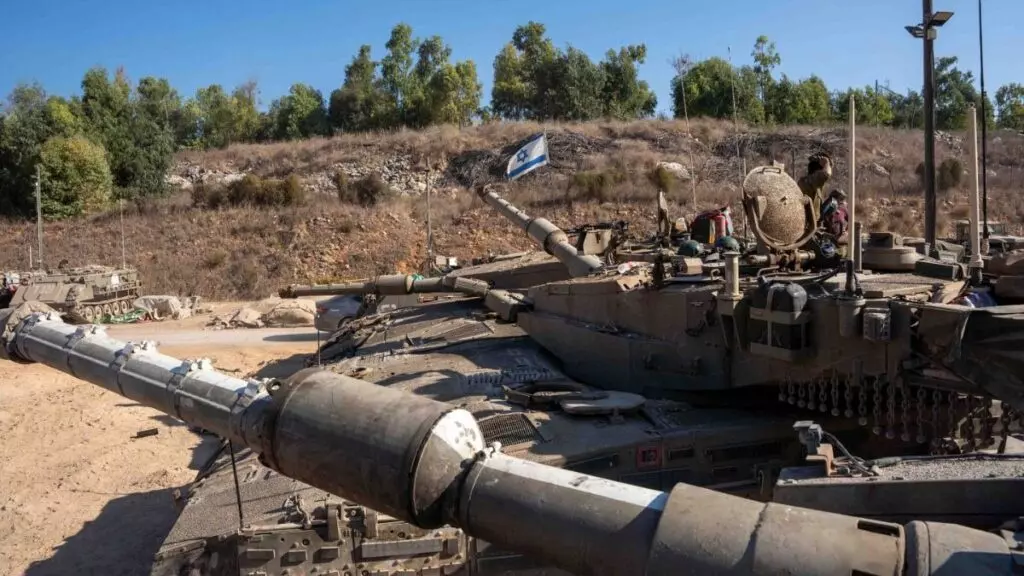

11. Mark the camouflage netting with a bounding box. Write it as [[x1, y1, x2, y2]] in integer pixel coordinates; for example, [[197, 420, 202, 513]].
[[446, 131, 613, 187], [742, 166, 809, 246], [0, 301, 58, 362], [714, 130, 847, 166]]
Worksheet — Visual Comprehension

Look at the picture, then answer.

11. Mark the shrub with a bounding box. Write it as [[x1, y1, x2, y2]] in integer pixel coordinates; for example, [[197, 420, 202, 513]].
[[915, 158, 965, 192], [38, 135, 113, 219], [193, 174, 306, 209], [191, 182, 226, 208], [569, 169, 627, 202], [341, 173, 390, 206], [202, 249, 228, 268], [937, 158, 963, 191]]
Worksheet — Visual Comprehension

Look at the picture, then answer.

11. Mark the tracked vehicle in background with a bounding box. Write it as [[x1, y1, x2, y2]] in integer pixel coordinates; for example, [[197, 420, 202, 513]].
[[4, 264, 142, 323]]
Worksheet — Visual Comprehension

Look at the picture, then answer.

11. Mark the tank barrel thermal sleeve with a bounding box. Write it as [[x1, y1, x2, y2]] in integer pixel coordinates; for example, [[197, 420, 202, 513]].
[[5, 310, 1017, 576]]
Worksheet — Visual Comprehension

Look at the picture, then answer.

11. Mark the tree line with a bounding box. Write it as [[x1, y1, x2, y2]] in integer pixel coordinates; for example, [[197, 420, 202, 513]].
[[2, 22, 1022, 220]]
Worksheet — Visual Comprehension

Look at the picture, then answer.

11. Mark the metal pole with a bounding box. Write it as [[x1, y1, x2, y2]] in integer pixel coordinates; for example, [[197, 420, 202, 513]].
[[426, 156, 434, 273], [728, 45, 748, 238], [119, 198, 126, 269], [35, 164, 43, 271], [966, 104, 984, 282], [978, 0, 989, 250], [923, 0, 937, 253], [848, 94, 857, 268]]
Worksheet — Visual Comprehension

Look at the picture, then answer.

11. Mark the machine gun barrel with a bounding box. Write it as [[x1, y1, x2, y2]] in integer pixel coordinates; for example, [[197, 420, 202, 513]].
[[1, 304, 1018, 575], [476, 185, 601, 277]]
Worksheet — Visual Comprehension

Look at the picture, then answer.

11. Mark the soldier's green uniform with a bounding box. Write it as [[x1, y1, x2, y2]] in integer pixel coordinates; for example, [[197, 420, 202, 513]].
[[797, 152, 833, 225]]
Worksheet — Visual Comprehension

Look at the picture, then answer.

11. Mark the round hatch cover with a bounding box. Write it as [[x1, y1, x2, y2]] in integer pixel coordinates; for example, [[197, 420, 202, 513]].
[[560, 391, 646, 415]]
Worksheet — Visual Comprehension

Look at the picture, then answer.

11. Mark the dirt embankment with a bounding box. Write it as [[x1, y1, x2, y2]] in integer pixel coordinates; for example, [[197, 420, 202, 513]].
[[1, 118, 1022, 300]]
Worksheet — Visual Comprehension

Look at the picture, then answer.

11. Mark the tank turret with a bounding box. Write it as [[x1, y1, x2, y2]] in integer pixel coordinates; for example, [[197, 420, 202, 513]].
[[2, 304, 1022, 576]]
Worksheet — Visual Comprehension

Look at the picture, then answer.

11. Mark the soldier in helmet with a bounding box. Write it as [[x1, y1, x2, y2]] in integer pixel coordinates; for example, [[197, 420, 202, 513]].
[[798, 152, 833, 224]]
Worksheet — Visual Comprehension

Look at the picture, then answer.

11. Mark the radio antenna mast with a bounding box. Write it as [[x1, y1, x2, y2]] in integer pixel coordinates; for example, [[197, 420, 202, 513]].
[[727, 45, 748, 238]]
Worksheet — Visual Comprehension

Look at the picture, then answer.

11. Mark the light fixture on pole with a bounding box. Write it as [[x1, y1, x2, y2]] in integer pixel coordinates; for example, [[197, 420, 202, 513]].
[[907, 1, 953, 254]]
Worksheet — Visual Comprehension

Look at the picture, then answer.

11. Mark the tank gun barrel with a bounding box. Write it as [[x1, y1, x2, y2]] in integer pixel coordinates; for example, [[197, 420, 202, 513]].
[[1, 305, 1019, 575], [476, 185, 601, 277], [280, 274, 491, 299]]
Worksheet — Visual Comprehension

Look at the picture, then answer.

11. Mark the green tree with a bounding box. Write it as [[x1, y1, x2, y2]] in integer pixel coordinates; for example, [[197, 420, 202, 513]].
[[490, 22, 654, 121], [767, 75, 830, 125], [751, 35, 781, 108], [933, 56, 994, 130], [328, 45, 390, 132], [0, 84, 92, 216], [600, 45, 657, 119], [671, 57, 763, 124], [269, 83, 328, 140], [426, 60, 483, 126], [888, 90, 924, 129], [38, 135, 113, 219], [995, 83, 1024, 130], [831, 86, 894, 126], [550, 47, 605, 121]]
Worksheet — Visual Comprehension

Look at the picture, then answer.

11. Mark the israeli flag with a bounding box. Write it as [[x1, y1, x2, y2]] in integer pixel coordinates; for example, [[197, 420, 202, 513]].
[[506, 133, 549, 180]]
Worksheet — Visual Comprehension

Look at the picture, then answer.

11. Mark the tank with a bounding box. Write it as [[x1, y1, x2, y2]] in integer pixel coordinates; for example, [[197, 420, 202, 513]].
[[5, 138, 1024, 573], [5, 263, 142, 323], [2, 303, 1024, 575]]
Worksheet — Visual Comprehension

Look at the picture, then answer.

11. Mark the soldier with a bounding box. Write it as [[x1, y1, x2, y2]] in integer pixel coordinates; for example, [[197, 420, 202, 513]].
[[819, 189, 849, 240], [798, 152, 833, 224]]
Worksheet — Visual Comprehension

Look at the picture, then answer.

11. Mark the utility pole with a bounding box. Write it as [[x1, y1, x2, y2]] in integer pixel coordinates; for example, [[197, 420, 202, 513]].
[[35, 164, 43, 271], [922, 0, 937, 253], [906, 1, 953, 254]]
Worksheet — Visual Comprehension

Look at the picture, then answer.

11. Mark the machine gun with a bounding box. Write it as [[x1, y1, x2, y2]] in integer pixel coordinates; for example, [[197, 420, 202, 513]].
[[1, 302, 1021, 575]]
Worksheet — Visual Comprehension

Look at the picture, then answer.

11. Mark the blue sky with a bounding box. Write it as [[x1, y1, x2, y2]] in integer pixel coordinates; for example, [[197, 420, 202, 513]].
[[1, 0, 1020, 115]]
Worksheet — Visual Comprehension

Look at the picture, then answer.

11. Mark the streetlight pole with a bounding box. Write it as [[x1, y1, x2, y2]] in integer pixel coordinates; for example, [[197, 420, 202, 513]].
[[922, 0, 937, 252], [907, 1, 953, 254]]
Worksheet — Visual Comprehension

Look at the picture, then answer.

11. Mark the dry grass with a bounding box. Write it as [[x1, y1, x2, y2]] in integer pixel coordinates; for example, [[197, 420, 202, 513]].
[[5, 118, 1023, 299]]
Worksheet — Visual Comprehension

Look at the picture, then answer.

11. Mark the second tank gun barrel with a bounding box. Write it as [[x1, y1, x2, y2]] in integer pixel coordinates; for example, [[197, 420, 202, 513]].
[[280, 273, 491, 299], [476, 185, 601, 277], [1, 304, 1017, 575]]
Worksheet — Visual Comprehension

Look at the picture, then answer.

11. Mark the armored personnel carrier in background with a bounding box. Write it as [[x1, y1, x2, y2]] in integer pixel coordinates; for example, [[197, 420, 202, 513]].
[[4, 264, 142, 323]]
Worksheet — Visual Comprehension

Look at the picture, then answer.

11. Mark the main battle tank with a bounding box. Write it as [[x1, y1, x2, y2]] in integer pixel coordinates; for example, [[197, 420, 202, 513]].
[[2, 302, 1024, 575], [3, 263, 142, 323], [6, 121, 1024, 573]]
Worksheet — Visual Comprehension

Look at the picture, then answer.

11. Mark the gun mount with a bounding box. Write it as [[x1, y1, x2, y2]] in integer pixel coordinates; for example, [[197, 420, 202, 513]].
[[3, 304, 1023, 576]]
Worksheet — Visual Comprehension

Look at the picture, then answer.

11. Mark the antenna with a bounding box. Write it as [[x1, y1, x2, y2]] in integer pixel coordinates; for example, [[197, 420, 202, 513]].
[[727, 45, 748, 238], [35, 164, 43, 271], [669, 52, 699, 211], [119, 198, 126, 268]]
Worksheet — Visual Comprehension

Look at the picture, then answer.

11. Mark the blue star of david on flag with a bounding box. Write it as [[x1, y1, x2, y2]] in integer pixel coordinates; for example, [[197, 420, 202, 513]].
[[506, 132, 549, 181]]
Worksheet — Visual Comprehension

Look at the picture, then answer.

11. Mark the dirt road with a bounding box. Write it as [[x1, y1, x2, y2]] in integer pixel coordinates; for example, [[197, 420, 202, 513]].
[[0, 314, 321, 576]]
